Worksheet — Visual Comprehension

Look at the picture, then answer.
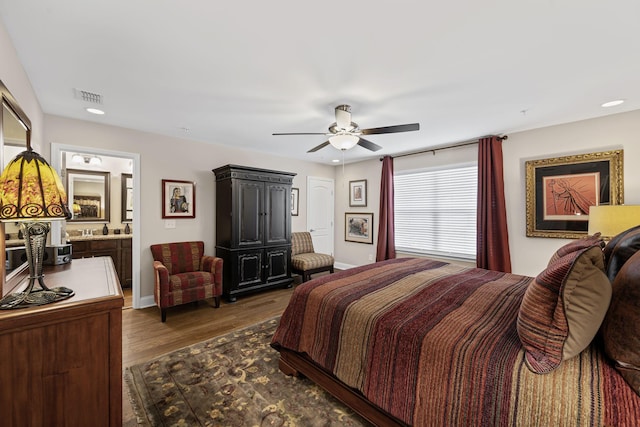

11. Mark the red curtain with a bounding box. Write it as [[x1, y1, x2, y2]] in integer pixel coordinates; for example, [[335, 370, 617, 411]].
[[376, 156, 396, 261], [477, 136, 512, 272]]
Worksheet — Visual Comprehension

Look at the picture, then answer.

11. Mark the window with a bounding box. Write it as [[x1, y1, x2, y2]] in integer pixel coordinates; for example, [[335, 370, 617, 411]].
[[394, 164, 477, 260]]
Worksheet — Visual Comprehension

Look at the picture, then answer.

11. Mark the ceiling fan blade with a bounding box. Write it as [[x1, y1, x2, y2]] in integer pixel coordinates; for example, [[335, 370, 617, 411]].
[[273, 132, 326, 136], [307, 141, 331, 153], [357, 138, 383, 152], [360, 123, 420, 135]]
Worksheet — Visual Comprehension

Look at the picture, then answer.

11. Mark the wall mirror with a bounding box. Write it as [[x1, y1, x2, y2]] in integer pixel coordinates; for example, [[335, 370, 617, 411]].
[[121, 173, 133, 222], [66, 169, 110, 222], [1, 80, 30, 280]]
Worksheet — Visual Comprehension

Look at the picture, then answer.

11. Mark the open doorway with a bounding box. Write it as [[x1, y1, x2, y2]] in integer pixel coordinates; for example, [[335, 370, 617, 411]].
[[50, 143, 141, 308]]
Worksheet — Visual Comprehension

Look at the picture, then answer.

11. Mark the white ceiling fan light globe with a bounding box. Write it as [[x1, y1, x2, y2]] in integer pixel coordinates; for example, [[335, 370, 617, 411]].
[[329, 134, 359, 150]]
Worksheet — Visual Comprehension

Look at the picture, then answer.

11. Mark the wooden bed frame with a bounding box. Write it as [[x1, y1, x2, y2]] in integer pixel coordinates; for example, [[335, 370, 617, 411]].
[[278, 349, 407, 427]]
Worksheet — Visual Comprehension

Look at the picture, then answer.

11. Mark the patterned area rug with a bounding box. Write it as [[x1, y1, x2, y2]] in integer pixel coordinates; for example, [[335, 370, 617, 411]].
[[125, 316, 369, 426]]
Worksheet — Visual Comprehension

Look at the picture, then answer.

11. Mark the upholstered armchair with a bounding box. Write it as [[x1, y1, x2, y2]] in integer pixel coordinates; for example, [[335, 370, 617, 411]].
[[291, 232, 334, 282], [150, 241, 223, 322]]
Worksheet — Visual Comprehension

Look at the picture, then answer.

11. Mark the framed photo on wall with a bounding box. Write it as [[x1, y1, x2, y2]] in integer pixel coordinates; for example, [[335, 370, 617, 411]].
[[291, 187, 299, 216], [349, 179, 367, 207], [525, 149, 623, 238], [162, 179, 196, 218], [345, 212, 374, 244]]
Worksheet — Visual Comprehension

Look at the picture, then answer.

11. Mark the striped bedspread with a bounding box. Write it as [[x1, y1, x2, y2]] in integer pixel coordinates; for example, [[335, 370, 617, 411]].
[[271, 258, 640, 426]]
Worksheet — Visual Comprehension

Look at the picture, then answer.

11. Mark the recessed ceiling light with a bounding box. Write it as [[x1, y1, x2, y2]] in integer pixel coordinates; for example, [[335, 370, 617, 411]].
[[86, 107, 105, 115], [601, 99, 624, 108], [332, 159, 340, 163]]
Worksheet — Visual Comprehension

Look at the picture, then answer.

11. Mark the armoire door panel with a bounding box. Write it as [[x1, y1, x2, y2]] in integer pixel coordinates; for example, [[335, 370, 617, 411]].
[[237, 179, 263, 247], [265, 183, 290, 245], [265, 246, 289, 283], [237, 250, 263, 289]]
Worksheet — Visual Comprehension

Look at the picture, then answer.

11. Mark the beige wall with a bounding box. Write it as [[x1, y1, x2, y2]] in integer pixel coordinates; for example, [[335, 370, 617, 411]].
[[336, 109, 640, 276], [504, 110, 640, 276], [0, 22, 44, 157], [43, 115, 335, 303]]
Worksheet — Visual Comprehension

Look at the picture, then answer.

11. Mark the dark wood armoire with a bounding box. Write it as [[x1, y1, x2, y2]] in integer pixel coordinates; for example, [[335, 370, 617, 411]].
[[212, 164, 295, 302]]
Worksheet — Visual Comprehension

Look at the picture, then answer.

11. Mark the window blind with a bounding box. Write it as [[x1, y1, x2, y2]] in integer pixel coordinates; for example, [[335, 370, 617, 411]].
[[394, 164, 477, 260]]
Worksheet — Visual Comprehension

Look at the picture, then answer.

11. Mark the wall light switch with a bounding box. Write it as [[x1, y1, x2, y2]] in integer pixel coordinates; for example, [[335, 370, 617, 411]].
[[165, 219, 176, 229]]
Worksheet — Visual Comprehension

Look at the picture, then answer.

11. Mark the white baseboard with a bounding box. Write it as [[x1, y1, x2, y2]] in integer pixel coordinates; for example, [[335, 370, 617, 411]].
[[136, 294, 156, 309], [335, 261, 358, 271]]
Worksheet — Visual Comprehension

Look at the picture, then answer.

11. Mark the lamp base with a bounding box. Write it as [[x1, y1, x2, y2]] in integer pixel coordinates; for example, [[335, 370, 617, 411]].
[[0, 222, 74, 310]]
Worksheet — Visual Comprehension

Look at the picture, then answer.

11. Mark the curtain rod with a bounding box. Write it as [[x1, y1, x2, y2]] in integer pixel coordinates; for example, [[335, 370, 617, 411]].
[[380, 135, 508, 161]]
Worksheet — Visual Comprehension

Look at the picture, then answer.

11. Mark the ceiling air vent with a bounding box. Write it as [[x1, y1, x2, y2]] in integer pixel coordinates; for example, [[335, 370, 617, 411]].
[[74, 88, 103, 105]]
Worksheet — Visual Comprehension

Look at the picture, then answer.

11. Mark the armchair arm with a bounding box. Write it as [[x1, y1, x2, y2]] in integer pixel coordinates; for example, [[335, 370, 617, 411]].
[[153, 260, 171, 295], [201, 256, 222, 274], [201, 256, 223, 294]]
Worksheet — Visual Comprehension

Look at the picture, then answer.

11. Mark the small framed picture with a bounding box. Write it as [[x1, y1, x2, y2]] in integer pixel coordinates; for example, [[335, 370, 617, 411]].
[[291, 187, 299, 216], [345, 212, 374, 244], [162, 179, 196, 218], [349, 179, 367, 207]]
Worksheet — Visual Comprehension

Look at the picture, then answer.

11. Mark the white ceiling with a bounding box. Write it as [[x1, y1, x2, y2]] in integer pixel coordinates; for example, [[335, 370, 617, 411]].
[[1, 0, 639, 164]]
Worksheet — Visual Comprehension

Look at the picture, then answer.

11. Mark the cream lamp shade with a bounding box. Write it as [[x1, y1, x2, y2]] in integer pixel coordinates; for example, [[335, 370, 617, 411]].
[[588, 205, 640, 239]]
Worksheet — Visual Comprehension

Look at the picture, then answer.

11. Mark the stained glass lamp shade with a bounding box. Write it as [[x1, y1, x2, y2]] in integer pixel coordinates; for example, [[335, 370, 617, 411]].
[[0, 145, 73, 309]]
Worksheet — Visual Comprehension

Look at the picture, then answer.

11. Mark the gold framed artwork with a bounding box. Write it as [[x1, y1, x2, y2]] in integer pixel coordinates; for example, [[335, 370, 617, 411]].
[[345, 212, 373, 244], [525, 149, 623, 238]]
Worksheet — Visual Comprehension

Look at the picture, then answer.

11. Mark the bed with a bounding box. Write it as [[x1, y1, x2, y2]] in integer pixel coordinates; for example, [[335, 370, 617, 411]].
[[271, 231, 640, 426]]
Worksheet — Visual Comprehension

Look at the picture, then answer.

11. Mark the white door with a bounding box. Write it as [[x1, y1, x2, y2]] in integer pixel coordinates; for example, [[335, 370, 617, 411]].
[[306, 176, 334, 255]]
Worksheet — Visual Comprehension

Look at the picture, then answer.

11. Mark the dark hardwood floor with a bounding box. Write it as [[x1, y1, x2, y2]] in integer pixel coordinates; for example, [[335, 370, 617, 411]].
[[121, 278, 303, 425]]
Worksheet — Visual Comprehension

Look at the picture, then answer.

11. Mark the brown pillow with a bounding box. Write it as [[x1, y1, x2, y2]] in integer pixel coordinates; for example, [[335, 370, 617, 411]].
[[517, 240, 611, 374], [603, 225, 640, 282], [602, 250, 640, 396], [547, 232, 603, 266]]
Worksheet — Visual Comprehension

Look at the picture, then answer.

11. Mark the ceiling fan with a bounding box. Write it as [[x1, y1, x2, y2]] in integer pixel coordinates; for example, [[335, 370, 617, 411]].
[[273, 105, 420, 153]]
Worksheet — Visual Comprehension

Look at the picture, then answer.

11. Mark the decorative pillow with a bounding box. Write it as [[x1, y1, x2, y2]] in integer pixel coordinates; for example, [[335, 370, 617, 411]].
[[602, 250, 640, 396], [517, 240, 611, 374], [603, 225, 640, 282], [547, 232, 603, 266]]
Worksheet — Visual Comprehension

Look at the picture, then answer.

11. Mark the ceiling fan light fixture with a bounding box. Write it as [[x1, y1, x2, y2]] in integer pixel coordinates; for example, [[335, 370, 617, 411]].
[[329, 134, 359, 150], [335, 105, 352, 130]]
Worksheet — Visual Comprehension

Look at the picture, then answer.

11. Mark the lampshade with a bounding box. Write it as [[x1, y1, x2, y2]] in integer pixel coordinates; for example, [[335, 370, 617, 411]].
[[0, 147, 71, 221], [0, 146, 74, 309], [328, 134, 359, 151], [588, 205, 640, 238]]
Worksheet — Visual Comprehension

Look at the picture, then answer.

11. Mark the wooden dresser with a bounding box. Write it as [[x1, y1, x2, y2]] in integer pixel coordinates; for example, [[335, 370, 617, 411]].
[[0, 257, 123, 427]]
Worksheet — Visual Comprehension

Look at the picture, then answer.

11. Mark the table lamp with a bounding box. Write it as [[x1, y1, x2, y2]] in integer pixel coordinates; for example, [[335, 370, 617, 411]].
[[588, 205, 640, 240], [0, 139, 74, 309]]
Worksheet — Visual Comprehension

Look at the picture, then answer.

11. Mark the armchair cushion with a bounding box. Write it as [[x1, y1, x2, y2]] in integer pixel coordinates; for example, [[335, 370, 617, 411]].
[[151, 241, 204, 275], [291, 253, 335, 272], [292, 232, 316, 256]]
